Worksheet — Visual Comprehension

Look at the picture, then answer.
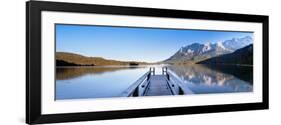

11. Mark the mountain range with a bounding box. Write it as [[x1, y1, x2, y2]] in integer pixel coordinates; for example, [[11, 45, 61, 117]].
[[197, 44, 253, 65], [164, 36, 253, 64], [56, 36, 253, 66]]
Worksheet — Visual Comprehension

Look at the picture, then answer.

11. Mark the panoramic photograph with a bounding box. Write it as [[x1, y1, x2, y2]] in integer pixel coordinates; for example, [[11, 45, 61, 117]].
[[55, 24, 253, 100]]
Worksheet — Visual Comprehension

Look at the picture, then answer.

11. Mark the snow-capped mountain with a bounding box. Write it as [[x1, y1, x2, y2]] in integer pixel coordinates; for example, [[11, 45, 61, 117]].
[[165, 36, 253, 63], [222, 36, 253, 51], [198, 44, 253, 65]]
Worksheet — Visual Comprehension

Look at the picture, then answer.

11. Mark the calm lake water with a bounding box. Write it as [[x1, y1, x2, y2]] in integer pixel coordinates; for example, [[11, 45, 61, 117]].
[[55, 64, 253, 100]]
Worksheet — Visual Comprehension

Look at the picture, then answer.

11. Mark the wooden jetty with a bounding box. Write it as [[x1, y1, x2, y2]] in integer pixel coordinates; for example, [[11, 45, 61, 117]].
[[121, 67, 193, 97]]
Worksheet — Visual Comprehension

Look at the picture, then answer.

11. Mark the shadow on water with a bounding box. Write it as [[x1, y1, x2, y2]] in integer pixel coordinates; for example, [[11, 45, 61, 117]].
[[56, 66, 147, 80]]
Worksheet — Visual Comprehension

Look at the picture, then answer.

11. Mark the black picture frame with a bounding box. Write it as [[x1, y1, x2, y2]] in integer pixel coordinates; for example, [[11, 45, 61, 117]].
[[26, 1, 269, 124]]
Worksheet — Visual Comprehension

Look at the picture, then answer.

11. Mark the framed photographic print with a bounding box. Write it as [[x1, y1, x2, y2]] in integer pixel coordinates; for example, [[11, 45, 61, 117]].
[[26, 1, 269, 124]]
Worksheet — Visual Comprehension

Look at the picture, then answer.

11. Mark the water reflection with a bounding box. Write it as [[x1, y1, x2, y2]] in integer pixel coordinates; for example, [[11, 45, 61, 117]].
[[167, 64, 253, 94], [56, 66, 147, 80], [56, 66, 149, 100], [55, 64, 253, 100]]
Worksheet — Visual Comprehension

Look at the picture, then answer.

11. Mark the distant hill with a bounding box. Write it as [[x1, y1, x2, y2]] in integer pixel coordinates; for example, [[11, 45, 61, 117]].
[[56, 60, 87, 66], [197, 44, 253, 65], [56, 52, 148, 66], [164, 36, 253, 64]]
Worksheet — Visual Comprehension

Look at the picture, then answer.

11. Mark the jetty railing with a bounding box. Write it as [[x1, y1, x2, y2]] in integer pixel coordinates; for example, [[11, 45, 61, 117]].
[[121, 67, 193, 97], [162, 66, 193, 95], [166, 70, 193, 94], [121, 67, 155, 97]]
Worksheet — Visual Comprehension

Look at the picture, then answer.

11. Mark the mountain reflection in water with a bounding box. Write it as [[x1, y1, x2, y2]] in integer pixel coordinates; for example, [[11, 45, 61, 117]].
[[55, 64, 253, 100], [167, 64, 253, 94]]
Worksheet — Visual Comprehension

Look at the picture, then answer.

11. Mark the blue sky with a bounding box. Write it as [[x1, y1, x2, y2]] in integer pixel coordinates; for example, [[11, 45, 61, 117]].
[[56, 24, 253, 63]]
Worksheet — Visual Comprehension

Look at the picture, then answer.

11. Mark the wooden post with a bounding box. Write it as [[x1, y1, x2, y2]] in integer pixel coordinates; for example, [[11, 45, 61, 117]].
[[147, 72, 150, 81], [162, 67, 168, 75], [132, 87, 139, 97]]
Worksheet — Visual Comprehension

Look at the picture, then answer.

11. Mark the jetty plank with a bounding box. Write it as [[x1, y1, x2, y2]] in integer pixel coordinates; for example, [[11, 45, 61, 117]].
[[144, 75, 172, 96]]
